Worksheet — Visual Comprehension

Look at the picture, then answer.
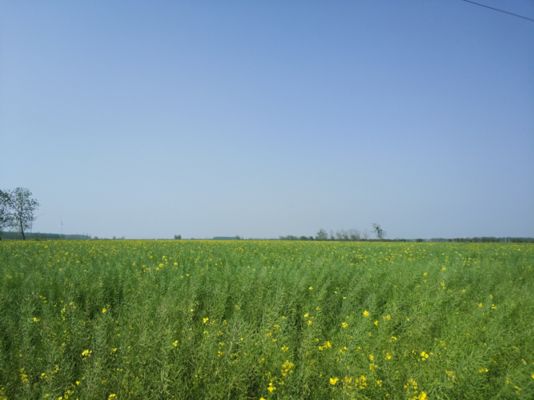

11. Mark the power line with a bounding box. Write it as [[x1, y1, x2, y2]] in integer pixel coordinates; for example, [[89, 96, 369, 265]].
[[459, 0, 534, 23]]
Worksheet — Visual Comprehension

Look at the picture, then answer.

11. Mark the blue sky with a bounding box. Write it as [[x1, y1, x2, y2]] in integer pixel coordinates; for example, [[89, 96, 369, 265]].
[[1, 0, 533, 239]]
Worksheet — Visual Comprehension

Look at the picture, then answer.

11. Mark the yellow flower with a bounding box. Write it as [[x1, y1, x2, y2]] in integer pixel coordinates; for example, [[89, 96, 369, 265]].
[[385, 352, 393, 361], [478, 303, 484, 309], [281, 360, 295, 377], [19, 368, 29, 384], [420, 351, 429, 361], [267, 381, 276, 393], [202, 317, 209, 324], [383, 314, 392, 321], [356, 375, 368, 389], [108, 394, 117, 400], [373, 319, 379, 327], [341, 321, 349, 329], [32, 316, 40, 323], [362, 310, 370, 318], [418, 391, 428, 400], [531, 372, 534, 380], [318, 340, 332, 351], [81, 349, 92, 358], [172, 340, 179, 348], [404, 378, 418, 391], [478, 367, 489, 374], [101, 307, 108, 314], [329, 377, 339, 385]]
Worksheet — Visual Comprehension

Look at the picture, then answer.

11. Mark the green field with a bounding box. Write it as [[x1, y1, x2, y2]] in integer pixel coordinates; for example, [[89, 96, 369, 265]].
[[1, 241, 533, 399]]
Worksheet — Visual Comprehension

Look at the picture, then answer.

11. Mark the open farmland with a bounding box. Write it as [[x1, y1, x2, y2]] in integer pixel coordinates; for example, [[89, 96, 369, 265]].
[[0, 241, 533, 399]]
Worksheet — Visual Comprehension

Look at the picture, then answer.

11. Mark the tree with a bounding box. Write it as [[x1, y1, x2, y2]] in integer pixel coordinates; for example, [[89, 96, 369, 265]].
[[348, 229, 361, 241], [335, 230, 347, 241], [316, 229, 328, 241], [0, 190, 12, 239], [372, 223, 385, 240], [9, 188, 39, 240]]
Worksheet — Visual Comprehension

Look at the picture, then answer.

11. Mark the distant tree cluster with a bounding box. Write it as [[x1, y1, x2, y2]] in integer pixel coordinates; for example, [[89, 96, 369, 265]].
[[315, 229, 366, 241], [279, 235, 316, 241], [0, 188, 39, 240], [437, 237, 534, 243], [280, 225, 384, 241]]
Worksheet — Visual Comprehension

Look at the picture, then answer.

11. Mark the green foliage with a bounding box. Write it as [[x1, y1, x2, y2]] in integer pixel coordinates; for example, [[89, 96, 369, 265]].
[[0, 190, 13, 235], [0, 241, 533, 399], [0, 188, 39, 240]]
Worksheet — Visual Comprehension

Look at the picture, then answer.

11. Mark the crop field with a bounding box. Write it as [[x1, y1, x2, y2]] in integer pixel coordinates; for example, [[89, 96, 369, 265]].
[[0, 241, 533, 399]]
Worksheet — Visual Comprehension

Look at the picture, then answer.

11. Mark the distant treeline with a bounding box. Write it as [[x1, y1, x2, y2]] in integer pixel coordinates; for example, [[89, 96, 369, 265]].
[[428, 237, 534, 243], [278, 236, 534, 243], [0, 232, 91, 240], [280, 229, 370, 242], [2, 232, 532, 243], [279, 229, 534, 243]]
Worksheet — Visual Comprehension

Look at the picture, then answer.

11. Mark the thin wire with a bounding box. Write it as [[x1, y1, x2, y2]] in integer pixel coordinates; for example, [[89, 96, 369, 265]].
[[459, 0, 534, 23]]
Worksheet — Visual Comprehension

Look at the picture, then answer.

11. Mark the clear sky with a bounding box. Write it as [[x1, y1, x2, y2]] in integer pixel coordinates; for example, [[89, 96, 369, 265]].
[[1, 0, 533, 239]]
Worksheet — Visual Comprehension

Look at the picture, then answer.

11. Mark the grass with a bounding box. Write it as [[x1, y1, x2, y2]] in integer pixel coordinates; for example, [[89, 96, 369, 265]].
[[0, 240, 533, 399]]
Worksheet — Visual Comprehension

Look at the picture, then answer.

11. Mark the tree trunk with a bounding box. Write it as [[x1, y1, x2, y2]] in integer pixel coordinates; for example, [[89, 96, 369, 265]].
[[20, 220, 25, 240]]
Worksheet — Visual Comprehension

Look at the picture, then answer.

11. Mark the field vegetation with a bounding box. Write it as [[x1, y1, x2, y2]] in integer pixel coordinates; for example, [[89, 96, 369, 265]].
[[0, 241, 533, 399]]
